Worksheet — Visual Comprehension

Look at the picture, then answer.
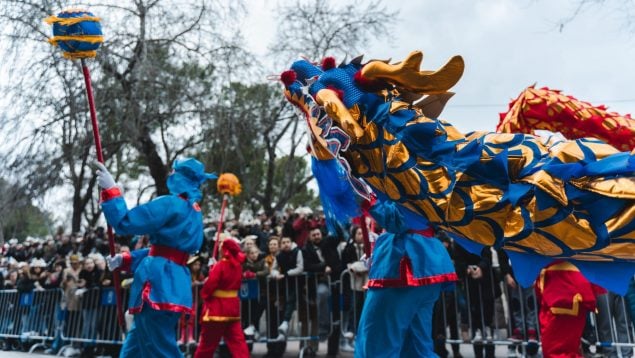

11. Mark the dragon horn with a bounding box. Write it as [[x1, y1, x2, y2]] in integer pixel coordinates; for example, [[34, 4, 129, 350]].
[[361, 51, 465, 95]]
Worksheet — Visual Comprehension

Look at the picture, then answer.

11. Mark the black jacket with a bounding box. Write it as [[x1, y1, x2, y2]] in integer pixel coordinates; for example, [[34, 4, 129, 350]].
[[302, 235, 342, 281]]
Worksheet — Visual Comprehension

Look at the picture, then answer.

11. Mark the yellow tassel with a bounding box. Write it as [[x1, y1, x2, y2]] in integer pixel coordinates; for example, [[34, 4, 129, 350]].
[[217, 173, 242, 196], [44, 15, 101, 26], [49, 35, 104, 45], [62, 51, 97, 59]]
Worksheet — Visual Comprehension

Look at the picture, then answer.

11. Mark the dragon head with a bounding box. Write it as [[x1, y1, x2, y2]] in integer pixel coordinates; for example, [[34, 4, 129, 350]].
[[278, 51, 465, 229], [279, 51, 465, 161]]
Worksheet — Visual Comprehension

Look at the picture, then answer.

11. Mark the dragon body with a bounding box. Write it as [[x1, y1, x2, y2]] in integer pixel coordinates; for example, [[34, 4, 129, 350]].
[[280, 51, 635, 292]]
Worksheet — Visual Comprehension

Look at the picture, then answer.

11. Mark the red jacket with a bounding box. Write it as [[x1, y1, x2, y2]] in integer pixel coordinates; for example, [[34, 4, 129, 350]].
[[201, 240, 244, 323]]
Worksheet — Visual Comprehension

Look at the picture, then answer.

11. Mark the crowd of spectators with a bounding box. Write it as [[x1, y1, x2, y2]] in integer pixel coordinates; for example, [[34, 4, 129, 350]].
[[1, 208, 635, 358]]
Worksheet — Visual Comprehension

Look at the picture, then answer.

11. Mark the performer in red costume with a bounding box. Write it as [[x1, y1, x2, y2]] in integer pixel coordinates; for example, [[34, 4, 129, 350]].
[[535, 261, 605, 358], [194, 238, 249, 358]]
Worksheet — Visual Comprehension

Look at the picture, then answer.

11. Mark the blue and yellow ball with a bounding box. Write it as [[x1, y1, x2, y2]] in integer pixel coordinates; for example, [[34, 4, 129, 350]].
[[45, 9, 103, 59]]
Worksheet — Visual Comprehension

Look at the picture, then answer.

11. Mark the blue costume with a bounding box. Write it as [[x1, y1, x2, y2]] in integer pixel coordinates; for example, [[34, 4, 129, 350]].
[[100, 158, 216, 358], [355, 201, 456, 358]]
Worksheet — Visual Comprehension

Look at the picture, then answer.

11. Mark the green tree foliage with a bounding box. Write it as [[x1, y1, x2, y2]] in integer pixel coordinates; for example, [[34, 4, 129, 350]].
[[0, 178, 51, 241]]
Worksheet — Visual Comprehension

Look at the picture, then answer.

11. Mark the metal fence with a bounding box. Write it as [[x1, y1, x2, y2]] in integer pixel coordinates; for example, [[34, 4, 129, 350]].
[[0, 269, 634, 357]]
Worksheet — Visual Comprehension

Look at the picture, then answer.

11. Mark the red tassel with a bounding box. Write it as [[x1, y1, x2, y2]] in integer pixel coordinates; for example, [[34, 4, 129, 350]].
[[280, 70, 297, 87], [321, 56, 336, 70], [354, 69, 387, 92]]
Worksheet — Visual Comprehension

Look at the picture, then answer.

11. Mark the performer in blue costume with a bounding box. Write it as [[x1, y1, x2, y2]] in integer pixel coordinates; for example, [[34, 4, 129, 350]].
[[355, 201, 456, 358], [96, 158, 216, 358]]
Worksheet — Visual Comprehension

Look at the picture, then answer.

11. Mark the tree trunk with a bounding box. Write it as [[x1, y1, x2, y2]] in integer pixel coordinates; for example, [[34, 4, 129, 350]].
[[138, 129, 169, 196], [71, 189, 83, 234]]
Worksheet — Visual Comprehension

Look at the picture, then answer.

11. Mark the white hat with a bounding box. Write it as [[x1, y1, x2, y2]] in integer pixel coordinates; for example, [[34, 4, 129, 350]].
[[242, 235, 258, 243], [8, 238, 18, 245], [31, 258, 47, 268], [294, 206, 313, 215], [89, 253, 105, 263]]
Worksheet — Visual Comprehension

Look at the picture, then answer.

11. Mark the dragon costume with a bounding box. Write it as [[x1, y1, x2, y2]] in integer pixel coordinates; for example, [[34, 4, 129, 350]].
[[279, 50, 635, 357]]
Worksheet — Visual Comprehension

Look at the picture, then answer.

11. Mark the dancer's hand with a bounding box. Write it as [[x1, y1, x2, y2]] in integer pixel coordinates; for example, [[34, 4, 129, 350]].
[[106, 254, 123, 271], [505, 273, 517, 289], [95, 161, 116, 189]]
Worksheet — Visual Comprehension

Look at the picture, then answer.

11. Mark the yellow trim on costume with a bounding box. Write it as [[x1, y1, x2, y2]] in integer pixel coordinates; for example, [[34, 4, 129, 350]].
[[550, 294, 583, 316], [44, 15, 101, 26], [49, 35, 104, 45], [202, 314, 240, 322], [211, 289, 238, 298], [538, 262, 579, 293]]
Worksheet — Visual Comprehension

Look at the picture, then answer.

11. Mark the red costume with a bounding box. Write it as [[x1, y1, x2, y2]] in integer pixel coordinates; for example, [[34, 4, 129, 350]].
[[535, 261, 605, 358], [194, 239, 249, 358]]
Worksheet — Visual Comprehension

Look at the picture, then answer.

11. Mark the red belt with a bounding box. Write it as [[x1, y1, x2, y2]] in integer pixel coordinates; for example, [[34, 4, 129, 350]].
[[149, 244, 189, 266], [407, 228, 436, 237]]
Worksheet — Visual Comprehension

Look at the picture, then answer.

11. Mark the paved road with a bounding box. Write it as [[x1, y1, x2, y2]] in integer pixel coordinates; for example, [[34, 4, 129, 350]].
[[0, 343, 516, 357]]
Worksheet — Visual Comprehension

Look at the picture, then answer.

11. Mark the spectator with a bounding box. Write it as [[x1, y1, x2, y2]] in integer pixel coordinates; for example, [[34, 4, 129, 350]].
[[432, 234, 463, 358], [62, 255, 82, 342], [57, 235, 72, 258], [454, 246, 500, 358], [77, 257, 102, 355], [242, 236, 257, 254], [44, 260, 65, 289], [595, 291, 633, 358], [302, 227, 341, 357], [272, 236, 304, 338], [5, 269, 18, 289], [16, 262, 35, 338], [340, 226, 368, 352], [498, 250, 538, 357], [292, 211, 315, 248], [263, 236, 287, 357], [42, 240, 57, 263], [179, 256, 205, 345], [242, 247, 268, 339], [263, 236, 280, 272], [30, 259, 48, 291]]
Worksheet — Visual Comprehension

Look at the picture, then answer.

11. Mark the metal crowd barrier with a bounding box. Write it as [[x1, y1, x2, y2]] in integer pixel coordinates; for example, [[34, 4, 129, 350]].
[[0, 288, 63, 353], [338, 269, 366, 341], [3, 269, 635, 357], [244, 273, 334, 357]]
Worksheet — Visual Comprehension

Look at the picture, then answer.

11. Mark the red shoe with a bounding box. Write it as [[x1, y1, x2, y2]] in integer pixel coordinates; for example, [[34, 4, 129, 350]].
[[527, 328, 538, 342]]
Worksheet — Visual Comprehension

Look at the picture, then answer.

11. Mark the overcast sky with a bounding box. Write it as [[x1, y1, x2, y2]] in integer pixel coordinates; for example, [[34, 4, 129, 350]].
[[244, 0, 635, 133], [28, 0, 635, 226]]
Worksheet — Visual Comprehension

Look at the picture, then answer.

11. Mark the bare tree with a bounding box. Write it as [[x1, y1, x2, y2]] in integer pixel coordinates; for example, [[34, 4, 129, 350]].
[[270, 0, 397, 61], [558, 0, 635, 32], [0, 0, 247, 230]]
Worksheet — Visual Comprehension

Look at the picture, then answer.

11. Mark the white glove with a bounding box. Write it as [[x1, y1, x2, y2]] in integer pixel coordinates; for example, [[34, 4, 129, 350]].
[[95, 161, 116, 189], [360, 254, 370, 269], [350, 260, 368, 273], [106, 254, 123, 271]]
